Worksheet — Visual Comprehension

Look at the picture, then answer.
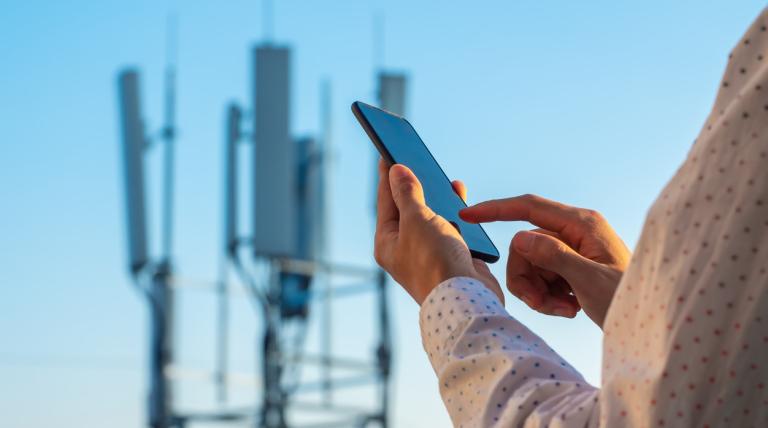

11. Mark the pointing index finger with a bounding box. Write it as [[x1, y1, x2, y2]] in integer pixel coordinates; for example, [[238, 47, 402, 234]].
[[459, 194, 581, 237]]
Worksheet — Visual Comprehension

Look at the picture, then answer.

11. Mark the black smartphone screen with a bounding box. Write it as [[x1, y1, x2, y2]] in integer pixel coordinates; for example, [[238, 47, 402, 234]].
[[352, 101, 500, 263]]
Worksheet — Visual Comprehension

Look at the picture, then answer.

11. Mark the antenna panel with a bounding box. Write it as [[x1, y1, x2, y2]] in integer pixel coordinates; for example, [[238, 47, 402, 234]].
[[224, 103, 241, 254], [252, 46, 297, 258], [377, 73, 407, 115], [295, 136, 325, 261], [117, 69, 149, 273]]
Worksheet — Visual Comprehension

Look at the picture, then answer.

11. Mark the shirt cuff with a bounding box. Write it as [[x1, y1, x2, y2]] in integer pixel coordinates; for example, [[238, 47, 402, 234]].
[[419, 277, 506, 370]]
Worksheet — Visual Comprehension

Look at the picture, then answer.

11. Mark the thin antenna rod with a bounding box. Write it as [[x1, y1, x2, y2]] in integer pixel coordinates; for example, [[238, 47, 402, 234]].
[[319, 79, 332, 258], [161, 13, 178, 262], [319, 79, 333, 405], [215, 250, 229, 404], [263, 0, 274, 42], [373, 13, 385, 72]]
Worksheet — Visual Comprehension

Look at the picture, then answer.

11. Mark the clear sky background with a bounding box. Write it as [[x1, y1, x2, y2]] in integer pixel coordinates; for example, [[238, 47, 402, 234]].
[[1, 1, 766, 426]]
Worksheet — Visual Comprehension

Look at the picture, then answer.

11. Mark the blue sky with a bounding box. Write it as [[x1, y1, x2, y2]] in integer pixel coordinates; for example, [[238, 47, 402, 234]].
[[1, 1, 766, 426]]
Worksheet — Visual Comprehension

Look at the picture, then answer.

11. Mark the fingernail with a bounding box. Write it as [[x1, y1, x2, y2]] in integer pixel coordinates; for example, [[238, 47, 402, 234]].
[[390, 164, 409, 179], [515, 232, 534, 253], [553, 307, 573, 317]]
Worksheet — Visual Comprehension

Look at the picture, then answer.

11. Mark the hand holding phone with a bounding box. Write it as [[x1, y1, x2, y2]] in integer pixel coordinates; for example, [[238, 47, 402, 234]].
[[373, 159, 504, 304], [352, 101, 500, 263], [354, 101, 503, 303]]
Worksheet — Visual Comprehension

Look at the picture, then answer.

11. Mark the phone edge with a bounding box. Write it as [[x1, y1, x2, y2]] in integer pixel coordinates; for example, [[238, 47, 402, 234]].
[[351, 101, 500, 264], [351, 101, 396, 165]]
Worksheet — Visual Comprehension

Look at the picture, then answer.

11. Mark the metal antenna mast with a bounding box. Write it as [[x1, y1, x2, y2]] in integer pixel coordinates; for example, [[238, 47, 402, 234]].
[[117, 13, 179, 428], [319, 79, 333, 407], [161, 13, 178, 262]]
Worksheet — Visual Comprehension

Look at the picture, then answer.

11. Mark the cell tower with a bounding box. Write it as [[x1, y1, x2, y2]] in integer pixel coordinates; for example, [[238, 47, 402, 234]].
[[116, 60, 177, 428], [219, 40, 393, 427], [118, 10, 402, 428]]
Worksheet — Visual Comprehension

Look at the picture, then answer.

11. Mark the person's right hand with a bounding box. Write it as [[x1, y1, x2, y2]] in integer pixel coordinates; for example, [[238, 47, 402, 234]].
[[459, 194, 630, 328]]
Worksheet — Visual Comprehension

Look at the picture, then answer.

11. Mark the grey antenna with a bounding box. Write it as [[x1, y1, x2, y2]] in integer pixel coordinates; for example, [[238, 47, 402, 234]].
[[116, 13, 180, 428], [117, 69, 149, 275]]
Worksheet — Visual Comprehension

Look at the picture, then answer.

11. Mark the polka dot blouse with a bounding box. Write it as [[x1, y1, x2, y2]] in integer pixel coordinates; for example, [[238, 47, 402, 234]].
[[419, 8, 768, 428]]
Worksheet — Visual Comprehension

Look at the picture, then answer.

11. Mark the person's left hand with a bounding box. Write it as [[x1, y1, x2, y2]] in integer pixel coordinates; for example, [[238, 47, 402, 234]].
[[374, 159, 504, 305]]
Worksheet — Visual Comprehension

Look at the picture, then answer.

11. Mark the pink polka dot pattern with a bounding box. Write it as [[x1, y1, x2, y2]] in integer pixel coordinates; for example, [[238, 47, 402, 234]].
[[421, 279, 598, 427], [418, 8, 768, 428], [601, 9, 768, 427]]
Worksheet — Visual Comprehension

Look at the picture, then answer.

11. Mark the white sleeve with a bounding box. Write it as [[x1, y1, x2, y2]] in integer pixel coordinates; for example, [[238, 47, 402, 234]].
[[420, 277, 601, 427]]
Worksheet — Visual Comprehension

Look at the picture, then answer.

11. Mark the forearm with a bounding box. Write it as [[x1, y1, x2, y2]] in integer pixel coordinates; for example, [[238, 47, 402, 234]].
[[420, 278, 600, 427]]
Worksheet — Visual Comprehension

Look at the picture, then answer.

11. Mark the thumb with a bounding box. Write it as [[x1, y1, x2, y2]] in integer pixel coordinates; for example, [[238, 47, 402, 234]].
[[512, 230, 597, 283], [389, 164, 426, 214]]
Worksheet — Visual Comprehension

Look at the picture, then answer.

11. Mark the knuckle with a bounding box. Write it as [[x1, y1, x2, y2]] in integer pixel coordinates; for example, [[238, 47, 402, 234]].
[[523, 297, 540, 310], [398, 180, 420, 195], [584, 208, 604, 221], [373, 247, 386, 267], [507, 286, 526, 300], [373, 235, 387, 266], [535, 239, 566, 266], [406, 206, 432, 222], [579, 208, 604, 228], [504, 282, 531, 304]]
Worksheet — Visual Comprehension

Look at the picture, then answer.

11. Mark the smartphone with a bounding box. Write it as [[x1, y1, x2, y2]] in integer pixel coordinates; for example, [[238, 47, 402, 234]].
[[352, 101, 500, 263]]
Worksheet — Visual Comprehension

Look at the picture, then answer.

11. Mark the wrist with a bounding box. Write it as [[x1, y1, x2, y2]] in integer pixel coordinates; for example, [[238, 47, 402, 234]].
[[433, 264, 477, 289], [411, 266, 475, 305]]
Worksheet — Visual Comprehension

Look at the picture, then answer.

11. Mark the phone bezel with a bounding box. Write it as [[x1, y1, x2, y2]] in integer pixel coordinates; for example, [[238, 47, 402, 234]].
[[351, 101, 500, 263]]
